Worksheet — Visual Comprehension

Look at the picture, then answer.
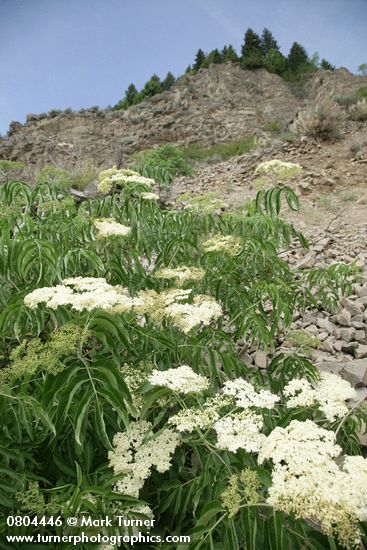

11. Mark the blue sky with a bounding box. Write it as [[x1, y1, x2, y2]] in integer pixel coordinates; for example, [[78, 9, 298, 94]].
[[1, 0, 366, 134]]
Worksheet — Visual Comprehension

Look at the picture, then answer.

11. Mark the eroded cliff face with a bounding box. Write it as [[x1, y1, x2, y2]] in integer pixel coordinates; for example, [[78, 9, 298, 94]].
[[0, 64, 366, 175]]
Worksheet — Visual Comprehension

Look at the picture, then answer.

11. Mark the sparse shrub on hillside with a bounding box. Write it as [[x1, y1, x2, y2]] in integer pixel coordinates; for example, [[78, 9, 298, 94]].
[[68, 168, 97, 190], [182, 136, 258, 163], [335, 88, 367, 111], [292, 98, 344, 140], [48, 109, 61, 117], [266, 120, 283, 133], [0, 160, 24, 181], [357, 86, 367, 99], [285, 329, 321, 357], [36, 166, 73, 191], [334, 95, 359, 108], [131, 145, 192, 186], [349, 99, 367, 121], [175, 191, 228, 214], [349, 140, 364, 156]]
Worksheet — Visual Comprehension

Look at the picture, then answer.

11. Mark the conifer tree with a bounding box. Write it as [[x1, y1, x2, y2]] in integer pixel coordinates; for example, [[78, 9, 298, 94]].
[[287, 42, 309, 72], [142, 74, 162, 98], [241, 28, 264, 68], [260, 28, 279, 55], [125, 83, 138, 106], [207, 48, 222, 65], [320, 59, 335, 71], [193, 49, 206, 71], [221, 44, 238, 62], [162, 71, 176, 90], [264, 49, 287, 75]]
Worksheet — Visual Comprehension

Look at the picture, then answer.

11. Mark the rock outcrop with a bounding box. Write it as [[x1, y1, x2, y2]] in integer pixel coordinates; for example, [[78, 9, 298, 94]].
[[1, 64, 366, 176]]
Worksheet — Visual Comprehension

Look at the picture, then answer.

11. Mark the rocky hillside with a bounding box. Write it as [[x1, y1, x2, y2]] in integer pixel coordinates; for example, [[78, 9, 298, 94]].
[[1, 64, 366, 175]]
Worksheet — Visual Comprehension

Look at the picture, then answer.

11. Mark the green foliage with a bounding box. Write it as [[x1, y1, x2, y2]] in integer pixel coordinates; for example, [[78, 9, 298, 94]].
[[358, 63, 367, 76], [261, 28, 280, 55], [263, 49, 287, 75], [193, 48, 206, 71], [0, 168, 364, 549], [357, 86, 367, 99], [285, 329, 321, 356], [113, 75, 164, 110], [321, 58, 336, 71], [241, 28, 264, 68], [182, 136, 258, 162], [143, 74, 163, 97], [132, 145, 192, 185], [162, 71, 176, 91], [221, 44, 239, 62], [36, 165, 72, 191], [287, 42, 309, 73], [0, 160, 24, 181], [207, 48, 222, 65]]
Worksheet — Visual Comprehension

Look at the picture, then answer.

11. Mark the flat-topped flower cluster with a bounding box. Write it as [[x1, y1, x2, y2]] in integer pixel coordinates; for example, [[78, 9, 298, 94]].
[[255, 159, 303, 180], [97, 167, 156, 194], [24, 277, 223, 334], [202, 234, 242, 255], [259, 420, 367, 548], [284, 372, 356, 421], [154, 265, 205, 284], [93, 218, 131, 238], [24, 277, 140, 313], [108, 420, 180, 498]]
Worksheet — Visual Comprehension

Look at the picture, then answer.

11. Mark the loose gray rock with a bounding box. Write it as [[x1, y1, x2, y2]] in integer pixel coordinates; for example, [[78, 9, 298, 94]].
[[254, 351, 267, 369], [336, 309, 352, 327], [341, 360, 367, 387], [354, 345, 367, 359]]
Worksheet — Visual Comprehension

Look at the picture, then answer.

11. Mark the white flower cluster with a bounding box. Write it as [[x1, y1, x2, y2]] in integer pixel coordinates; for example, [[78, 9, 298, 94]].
[[141, 192, 160, 201], [24, 277, 142, 313], [255, 159, 302, 180], [223, 379, 279, 410], [258, 419, 341, 473], [259, 420, 367, 548], [97, 166, 155, 194], [202, 235, 242, 256], [25, 279, 222, 334], [183, 196, 228, 214], [136, 288, 222, 333], [165, 294, 222, 333], [135, 288, 192, 322], [148, 365, 209, 394], [108, 420, 180, 498], [154, 266, 205, 284], [93, 218, 131, 238], [214, 411, 266, 453], [283, 372, 356, 421], [168, 395, 232, 432]]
